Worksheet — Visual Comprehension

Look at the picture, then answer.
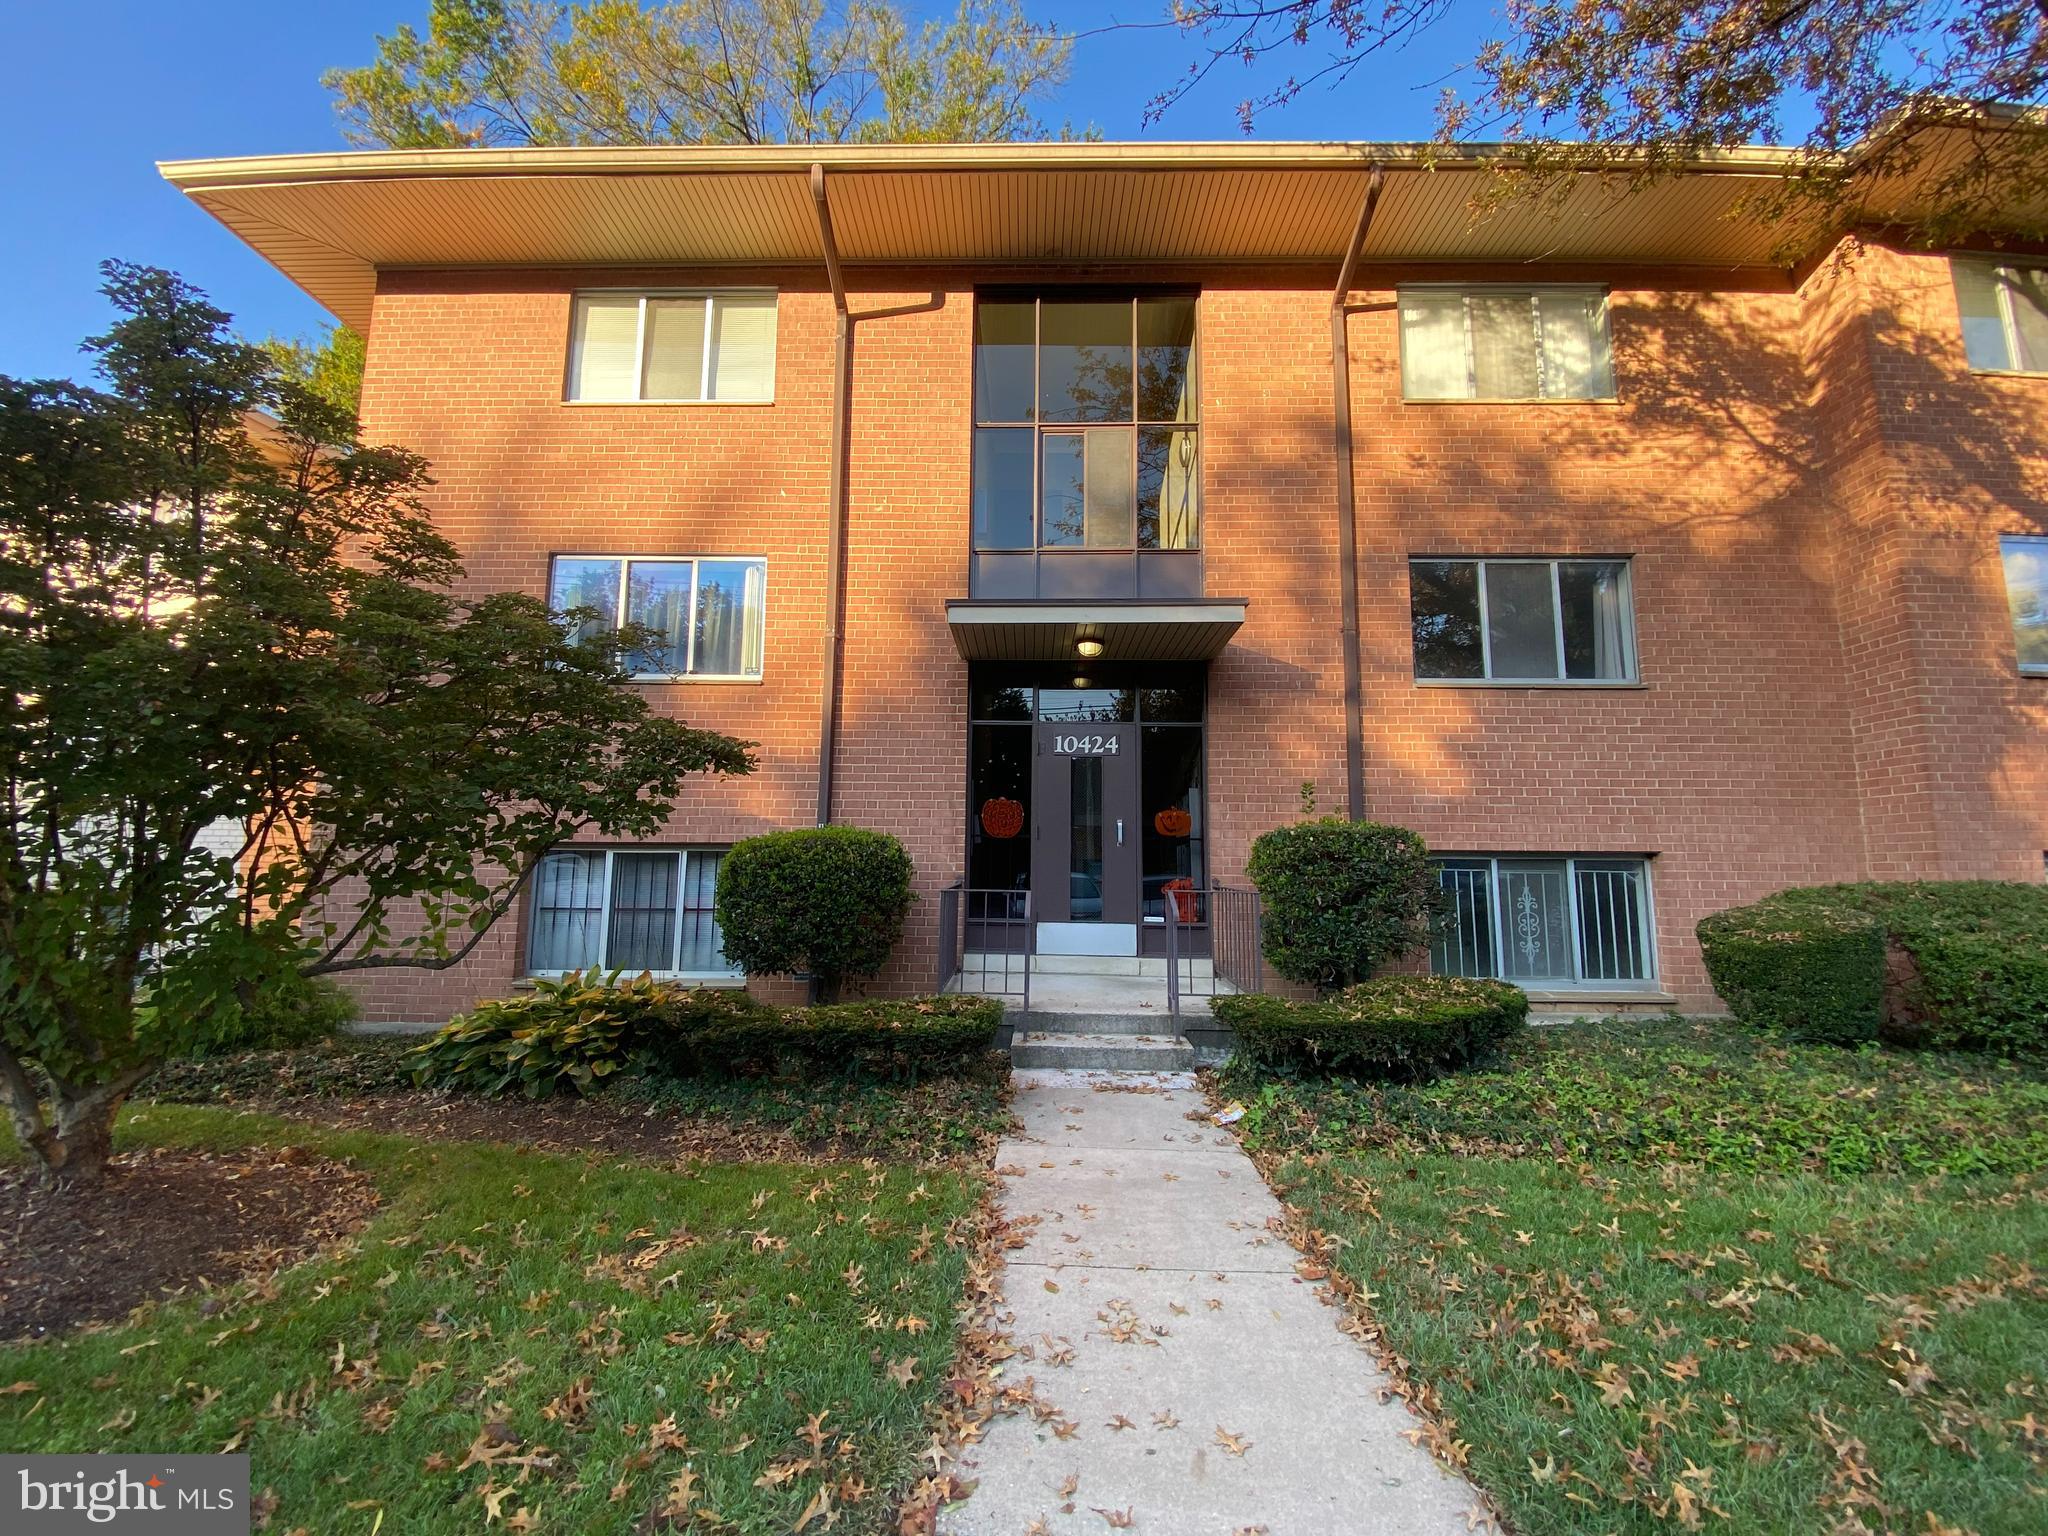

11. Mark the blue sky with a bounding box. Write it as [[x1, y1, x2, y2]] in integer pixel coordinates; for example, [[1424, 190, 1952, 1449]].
[[0, 1, 1498, 382]]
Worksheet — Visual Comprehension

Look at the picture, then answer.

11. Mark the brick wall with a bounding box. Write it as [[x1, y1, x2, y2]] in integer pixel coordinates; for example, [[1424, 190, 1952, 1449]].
[[340, 248, 2047, 1021]]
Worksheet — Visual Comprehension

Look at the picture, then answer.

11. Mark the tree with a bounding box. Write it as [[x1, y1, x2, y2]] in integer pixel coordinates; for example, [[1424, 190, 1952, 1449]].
[[262, 325, 367, 416], [326, 0, 1074, 148], [1156, 2, 2047, 247], [0, 263, 755, 1184]]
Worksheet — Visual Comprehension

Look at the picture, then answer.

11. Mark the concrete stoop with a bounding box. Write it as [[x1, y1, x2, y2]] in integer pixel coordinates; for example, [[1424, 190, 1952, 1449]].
[[1009, 1029, 1196, 1071]]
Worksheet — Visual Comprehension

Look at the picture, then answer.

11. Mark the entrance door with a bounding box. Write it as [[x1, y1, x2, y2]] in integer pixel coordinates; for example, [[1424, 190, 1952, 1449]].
[[1031, 720, 1140, 953]]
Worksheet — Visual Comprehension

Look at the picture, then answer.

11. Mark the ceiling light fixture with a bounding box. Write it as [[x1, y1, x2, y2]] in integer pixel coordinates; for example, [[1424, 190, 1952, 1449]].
[[1076, 639, 1104, 659]]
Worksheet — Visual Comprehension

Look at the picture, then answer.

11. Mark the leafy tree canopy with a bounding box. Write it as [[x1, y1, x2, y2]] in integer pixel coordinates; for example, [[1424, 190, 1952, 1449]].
[[262, 325, 367, 416], [0, 263, 754, 1183], [1157, 1, 2047, 246], [326, 0, 1076, 147]]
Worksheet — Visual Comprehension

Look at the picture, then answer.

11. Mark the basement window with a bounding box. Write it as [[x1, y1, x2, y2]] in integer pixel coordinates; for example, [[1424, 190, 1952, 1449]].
[[1953, 259, 2048, 374], [1399, 286, 1614, 400], [1432, 856, 1657, 987], [527, 847, 738, 978], [567, 291, 777, 402]]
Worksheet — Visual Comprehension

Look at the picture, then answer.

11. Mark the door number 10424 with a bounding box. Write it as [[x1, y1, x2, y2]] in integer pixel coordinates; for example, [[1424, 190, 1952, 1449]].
[[1053, 734, 1118, 755]]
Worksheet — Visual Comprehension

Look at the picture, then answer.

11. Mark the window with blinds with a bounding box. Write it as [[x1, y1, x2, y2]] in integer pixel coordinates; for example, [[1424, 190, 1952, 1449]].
[[1398, 286, 1614, 401], [567, 291, 778, 402], [527, 848, 736, 977]]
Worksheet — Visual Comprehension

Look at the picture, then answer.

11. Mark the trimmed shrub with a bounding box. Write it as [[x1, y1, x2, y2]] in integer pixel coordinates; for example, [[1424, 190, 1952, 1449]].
[[716, 826, 915, 999], [1244, 818, 1439, 993], [1213, 975, 1528, 1078], [1698, 881, 2048, 1052], [654, 994, 1002, 1081], [410, 968, 673, 1098], [1696, 899, 1887, 1045]]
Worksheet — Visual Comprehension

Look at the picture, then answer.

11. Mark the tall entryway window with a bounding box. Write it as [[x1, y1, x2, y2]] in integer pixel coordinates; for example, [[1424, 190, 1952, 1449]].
[[968, 664, 1205, 956], [970, 292, 1201, 602]]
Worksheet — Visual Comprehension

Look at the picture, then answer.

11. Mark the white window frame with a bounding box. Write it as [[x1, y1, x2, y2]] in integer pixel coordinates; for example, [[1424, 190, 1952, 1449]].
[[565, 288, 778, 404], [2001, 534, 2048, 676], [1431, 855, 1660, 990], [551, 553, 767, 683], [1411, 556, 1639, 685], [1952, 258, 2048, 376], [1398, 284, 1615, 402], [526, 847, 741, 981]]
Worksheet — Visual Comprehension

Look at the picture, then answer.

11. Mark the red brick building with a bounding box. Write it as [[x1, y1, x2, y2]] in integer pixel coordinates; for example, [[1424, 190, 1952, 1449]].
[[163, 143, 2048, 1020]]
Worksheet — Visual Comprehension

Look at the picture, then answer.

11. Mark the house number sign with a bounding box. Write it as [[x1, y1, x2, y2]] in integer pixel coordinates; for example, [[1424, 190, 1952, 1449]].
[[1052, 734, 1120, 755]]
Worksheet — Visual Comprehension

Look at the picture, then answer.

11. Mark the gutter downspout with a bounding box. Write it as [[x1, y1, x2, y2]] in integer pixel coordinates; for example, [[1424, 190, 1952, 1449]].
[[1332, 165, 1384, 822], [807, 166, 944, 829], [811, 163, 851, 830]]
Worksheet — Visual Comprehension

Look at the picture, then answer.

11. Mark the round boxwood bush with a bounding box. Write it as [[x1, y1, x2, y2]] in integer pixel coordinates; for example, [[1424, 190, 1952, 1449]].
[[1213, 975, 1527, 1078], [715, 826, 915, 1000], [1244, 818, 1439, 993], [1696, 898, 1886, 1045]]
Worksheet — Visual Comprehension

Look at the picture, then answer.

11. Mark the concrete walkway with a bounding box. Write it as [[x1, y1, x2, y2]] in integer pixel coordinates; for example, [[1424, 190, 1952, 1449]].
[[941, 1069, 1484, 1536]]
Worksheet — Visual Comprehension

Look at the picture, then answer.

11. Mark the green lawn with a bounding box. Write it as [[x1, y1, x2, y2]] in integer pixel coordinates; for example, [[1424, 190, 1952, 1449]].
[[1227, 1020, 2048, 1535], [2, 1104, 981, 1534]]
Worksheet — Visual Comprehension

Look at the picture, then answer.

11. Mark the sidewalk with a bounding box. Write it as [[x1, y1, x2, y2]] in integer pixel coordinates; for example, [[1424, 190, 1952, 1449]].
[[940, 1069, 1485, 1536]]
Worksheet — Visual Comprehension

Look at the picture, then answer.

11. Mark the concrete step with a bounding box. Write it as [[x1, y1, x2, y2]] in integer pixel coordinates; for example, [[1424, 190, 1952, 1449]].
[[1010, 1010, 1176, 1036], [1009, 1032, 1197, 1071]]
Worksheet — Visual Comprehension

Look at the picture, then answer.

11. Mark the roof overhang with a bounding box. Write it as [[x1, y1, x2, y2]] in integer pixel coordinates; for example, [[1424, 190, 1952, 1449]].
[[159, 126, 2047, 334], [945, 599, 1248, 663]]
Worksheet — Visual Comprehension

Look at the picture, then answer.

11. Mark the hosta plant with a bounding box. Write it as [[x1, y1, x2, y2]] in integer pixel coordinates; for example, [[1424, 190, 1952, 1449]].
[[410, 969, 677, 1099]]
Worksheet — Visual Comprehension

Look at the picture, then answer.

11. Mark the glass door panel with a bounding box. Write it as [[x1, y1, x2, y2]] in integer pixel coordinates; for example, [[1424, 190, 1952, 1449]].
[[1068, 756, 1105, 921]]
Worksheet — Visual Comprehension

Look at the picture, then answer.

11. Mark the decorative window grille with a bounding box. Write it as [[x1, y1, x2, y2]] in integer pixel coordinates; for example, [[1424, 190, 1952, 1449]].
[[1431, 856, 1655, 987]]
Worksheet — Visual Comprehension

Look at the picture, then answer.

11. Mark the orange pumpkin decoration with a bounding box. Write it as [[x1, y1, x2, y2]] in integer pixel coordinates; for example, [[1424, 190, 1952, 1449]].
[[1162, 877, 1200, 922], [979, 797, 1025, 839], [1153, 806, 1193, 838]]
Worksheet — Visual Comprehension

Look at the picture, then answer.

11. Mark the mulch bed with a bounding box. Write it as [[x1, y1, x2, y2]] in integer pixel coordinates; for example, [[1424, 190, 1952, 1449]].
[[0, 1144, 378, 1341]]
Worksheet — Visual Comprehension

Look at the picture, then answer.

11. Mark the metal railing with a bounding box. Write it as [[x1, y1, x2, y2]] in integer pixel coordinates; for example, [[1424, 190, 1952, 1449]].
[[1164, 883, 1263, 1017], [936, 882, 1033, 1009]]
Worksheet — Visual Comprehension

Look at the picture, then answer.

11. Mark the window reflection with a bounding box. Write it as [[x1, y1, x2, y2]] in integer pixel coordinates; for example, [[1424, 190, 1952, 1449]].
[[1039, 300, 1132, 422], [973, 295, 1200, 554]]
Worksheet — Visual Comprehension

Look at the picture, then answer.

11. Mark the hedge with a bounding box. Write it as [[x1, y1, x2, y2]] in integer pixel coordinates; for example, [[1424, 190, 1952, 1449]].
[[1698, 881, 2048, 1052], [1212, 975, 1528, 1078], [410, 970, 1000, 1097], [652, 993, 1003, 1079]]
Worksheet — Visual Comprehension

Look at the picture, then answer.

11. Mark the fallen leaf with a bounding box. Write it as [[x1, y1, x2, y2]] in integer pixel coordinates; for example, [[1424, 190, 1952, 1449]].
[[1214, 1426, 1252, 1457]]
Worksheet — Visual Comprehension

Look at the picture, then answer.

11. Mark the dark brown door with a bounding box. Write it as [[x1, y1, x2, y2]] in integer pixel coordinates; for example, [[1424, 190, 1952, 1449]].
[[1031, 722, 1140, 925]]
